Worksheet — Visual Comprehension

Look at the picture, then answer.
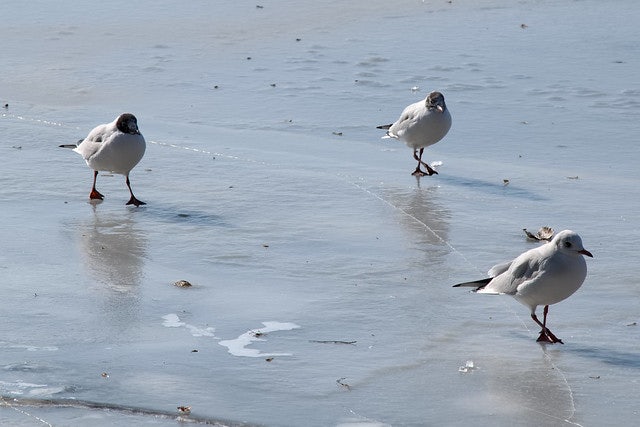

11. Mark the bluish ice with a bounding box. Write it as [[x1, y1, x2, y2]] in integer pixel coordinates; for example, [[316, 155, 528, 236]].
[[1, 0, 639, 425]]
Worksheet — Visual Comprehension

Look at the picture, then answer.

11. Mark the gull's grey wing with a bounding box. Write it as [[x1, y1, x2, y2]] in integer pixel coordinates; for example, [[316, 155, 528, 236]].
[[481, 250, 545, 295], [487, 260, 512, 277]]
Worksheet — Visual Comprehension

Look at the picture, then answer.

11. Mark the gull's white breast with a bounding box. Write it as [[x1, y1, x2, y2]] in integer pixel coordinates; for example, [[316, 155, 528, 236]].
[[74, 125, 146, 175], [390, 102, 452, 150]]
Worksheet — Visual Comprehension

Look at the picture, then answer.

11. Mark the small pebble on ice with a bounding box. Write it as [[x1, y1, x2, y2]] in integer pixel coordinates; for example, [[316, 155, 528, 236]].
[[174, 280, 192, 288]]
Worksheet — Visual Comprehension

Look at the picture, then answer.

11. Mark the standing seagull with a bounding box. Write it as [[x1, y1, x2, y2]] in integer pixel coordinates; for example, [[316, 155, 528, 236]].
[[61, 113, 146, 206], [377, 91, 451, 176], [453, 230, 593, 344]]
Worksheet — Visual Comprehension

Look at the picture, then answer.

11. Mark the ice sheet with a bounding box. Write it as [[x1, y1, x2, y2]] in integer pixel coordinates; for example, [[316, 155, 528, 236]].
[[1, 0, 639, 425]]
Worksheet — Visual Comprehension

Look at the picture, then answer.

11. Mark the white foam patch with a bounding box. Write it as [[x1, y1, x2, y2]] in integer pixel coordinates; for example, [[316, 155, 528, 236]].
[[337, 422, 391, 427], [218, 321, 301, 357], [185, 324, 217, 337], [0, 342, 58, 352], [161, 314, 217, 337], [0, 380, 48, 396], [27, 386, 67, 396], [161, 313, 184, 328]]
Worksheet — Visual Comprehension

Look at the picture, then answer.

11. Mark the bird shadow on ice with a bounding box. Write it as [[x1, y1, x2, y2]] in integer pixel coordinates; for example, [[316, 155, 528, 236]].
[[441, 174, 547, 201], [502, 330, 640, 368], [562, 344, 640, 368], [138, 203, 230, 228]]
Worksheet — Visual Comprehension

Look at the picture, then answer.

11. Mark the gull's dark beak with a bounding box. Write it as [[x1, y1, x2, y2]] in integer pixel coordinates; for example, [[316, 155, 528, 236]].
[[579, 249, 593, 258]]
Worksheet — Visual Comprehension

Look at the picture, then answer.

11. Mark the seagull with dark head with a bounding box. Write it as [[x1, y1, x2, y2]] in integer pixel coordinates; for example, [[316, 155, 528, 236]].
[[377, 91, 451, 176], [61, 113, 146, 206]]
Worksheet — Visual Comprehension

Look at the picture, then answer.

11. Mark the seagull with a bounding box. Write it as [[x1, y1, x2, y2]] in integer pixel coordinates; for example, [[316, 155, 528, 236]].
[[377, 91, 451, 176], [60, 113, 146, 206], [453, 230, 593, 344]]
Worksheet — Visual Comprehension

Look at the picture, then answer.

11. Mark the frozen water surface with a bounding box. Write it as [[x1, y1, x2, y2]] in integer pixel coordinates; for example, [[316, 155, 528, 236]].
[[1, 0, 639, 425]]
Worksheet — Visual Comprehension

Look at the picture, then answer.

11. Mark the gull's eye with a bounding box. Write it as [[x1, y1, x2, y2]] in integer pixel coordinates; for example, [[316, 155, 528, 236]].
[[564, 241, 572, 248]]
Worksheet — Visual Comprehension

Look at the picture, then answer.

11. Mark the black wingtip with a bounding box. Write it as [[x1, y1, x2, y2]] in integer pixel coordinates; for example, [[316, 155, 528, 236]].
[[452, 277, 492, 290], [58, 144, 77, 148], [376, 124, 392, 130]]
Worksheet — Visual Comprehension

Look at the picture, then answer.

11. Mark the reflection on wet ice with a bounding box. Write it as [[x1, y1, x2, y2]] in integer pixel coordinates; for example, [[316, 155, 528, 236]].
[[383, 184, 451, 248], [76, 206, 148, 331], [78, 205, 147, 291]]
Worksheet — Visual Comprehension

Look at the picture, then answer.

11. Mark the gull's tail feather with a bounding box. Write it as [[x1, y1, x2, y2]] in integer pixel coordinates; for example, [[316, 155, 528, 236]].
[[377, 124, 396, 139], [452, 277, 492, 291], [59, 139, 82, 149]]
